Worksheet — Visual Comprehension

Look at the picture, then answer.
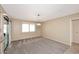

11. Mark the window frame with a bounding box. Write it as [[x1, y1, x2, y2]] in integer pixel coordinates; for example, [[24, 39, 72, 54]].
[[22, 23, 36, 33]]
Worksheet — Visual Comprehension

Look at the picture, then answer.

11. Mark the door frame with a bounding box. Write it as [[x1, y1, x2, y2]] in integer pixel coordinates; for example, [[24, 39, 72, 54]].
[[3, 16, 9, 51]]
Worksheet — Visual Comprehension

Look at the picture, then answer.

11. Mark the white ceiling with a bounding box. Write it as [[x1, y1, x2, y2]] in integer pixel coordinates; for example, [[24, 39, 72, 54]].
[[2, 4, 79, 22]]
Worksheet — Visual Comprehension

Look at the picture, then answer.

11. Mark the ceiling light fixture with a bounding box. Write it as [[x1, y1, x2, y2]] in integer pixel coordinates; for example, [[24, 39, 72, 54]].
[[36, 23, 41, 26], [3, 13, 7, 16]]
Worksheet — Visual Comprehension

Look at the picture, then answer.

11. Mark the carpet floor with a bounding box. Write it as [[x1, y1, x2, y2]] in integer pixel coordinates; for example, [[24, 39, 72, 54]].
[[5, 37, 79, 54]]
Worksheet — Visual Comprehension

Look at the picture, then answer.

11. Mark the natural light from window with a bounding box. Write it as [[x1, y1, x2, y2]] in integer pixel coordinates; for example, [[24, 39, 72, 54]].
[[22, 24, 36, 32], [4, 24, 7, 33], [22, 24, 29, 32], [30, 24, 35, 32]]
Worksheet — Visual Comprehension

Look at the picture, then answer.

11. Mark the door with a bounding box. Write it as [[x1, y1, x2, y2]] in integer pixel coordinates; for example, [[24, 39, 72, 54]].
[[3, 16, 9, 51], [72, 20, 79, 43]]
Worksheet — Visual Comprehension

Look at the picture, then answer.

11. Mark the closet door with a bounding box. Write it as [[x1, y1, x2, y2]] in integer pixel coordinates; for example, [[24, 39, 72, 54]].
[[73, 20, 79, 43]]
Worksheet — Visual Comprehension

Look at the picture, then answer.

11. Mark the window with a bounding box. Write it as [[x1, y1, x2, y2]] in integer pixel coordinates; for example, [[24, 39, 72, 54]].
[[30, 24, 35, 32], [4, 24, 7, 33], [22, 24, 36, 32], [22, 24, 29, 32]]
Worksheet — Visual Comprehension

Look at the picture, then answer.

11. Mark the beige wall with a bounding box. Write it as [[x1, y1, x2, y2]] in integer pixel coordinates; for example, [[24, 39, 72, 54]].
[[0, 5, 6, 53], [11, 18, 42, 41], [42, 13, 79, 46], [42, 16, 71, 46], [0, 5, 3, 42], [0, 5, 5, 43]]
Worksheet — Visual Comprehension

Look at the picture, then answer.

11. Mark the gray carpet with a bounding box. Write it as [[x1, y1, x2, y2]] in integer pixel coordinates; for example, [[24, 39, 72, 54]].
[[65, 43, 79, 54], [5, 37, 69, 54]]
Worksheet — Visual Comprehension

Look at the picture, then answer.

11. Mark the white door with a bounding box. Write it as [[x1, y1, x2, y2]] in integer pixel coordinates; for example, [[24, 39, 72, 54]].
[[72, 20, 79, 43]]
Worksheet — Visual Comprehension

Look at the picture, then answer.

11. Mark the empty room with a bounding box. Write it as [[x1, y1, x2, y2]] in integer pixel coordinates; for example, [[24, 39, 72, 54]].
[[0, 4, 79, 54]]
